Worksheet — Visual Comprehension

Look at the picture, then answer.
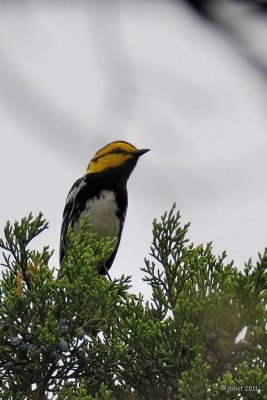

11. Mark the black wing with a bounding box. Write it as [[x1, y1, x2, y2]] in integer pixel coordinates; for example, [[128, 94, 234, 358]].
[[59, 177, 86, 264]]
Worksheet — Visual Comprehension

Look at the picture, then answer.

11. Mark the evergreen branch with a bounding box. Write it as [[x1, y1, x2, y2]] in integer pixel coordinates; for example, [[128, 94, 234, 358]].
[[0, 208, 266, 399]]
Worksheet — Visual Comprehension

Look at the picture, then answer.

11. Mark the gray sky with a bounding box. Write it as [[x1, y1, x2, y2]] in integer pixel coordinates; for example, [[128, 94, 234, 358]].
[[0, 0, 267, 297]]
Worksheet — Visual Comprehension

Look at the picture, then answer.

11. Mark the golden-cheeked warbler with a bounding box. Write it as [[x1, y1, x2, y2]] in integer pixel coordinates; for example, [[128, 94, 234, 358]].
[[59, 141, 150, 275]]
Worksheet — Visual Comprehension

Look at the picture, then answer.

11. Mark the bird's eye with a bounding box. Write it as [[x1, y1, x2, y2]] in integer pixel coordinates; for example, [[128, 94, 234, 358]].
[[111, 148, 123, 154]]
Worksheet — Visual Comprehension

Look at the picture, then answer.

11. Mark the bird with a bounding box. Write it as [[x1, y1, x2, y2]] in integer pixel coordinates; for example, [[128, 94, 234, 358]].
[[59, 140, 150, 276]]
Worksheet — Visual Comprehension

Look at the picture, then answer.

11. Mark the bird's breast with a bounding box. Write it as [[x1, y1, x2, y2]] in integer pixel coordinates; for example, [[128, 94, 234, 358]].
[[74, 190, 122, 242]]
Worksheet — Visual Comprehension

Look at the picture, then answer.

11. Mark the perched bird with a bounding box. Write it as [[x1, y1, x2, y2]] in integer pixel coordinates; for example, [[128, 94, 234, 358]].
[[59, 141, 150, 275]]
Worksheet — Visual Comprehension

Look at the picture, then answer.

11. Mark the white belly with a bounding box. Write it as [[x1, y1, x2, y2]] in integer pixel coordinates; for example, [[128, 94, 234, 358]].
[[74, 190, 120, 244]]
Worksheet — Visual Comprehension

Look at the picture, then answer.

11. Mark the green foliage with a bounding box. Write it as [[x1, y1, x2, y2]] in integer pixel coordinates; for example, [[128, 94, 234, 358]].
[[0, 206, 266, 399]]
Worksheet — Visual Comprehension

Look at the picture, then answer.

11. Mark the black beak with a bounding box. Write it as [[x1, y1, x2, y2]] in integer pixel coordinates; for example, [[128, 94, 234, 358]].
[[133, 148, 150, 157]]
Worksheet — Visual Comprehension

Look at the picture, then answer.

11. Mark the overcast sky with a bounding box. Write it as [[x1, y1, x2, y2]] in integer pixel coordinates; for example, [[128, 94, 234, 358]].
[[0, 0, 267, 298]]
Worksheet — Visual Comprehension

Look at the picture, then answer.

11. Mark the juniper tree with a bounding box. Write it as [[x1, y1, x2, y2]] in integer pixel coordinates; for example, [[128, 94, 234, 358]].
[[0, 206, 266, 399]]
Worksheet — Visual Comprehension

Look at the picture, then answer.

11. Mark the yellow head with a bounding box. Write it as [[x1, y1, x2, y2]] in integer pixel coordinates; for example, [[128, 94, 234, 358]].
[[86, 141, 149, 174]]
